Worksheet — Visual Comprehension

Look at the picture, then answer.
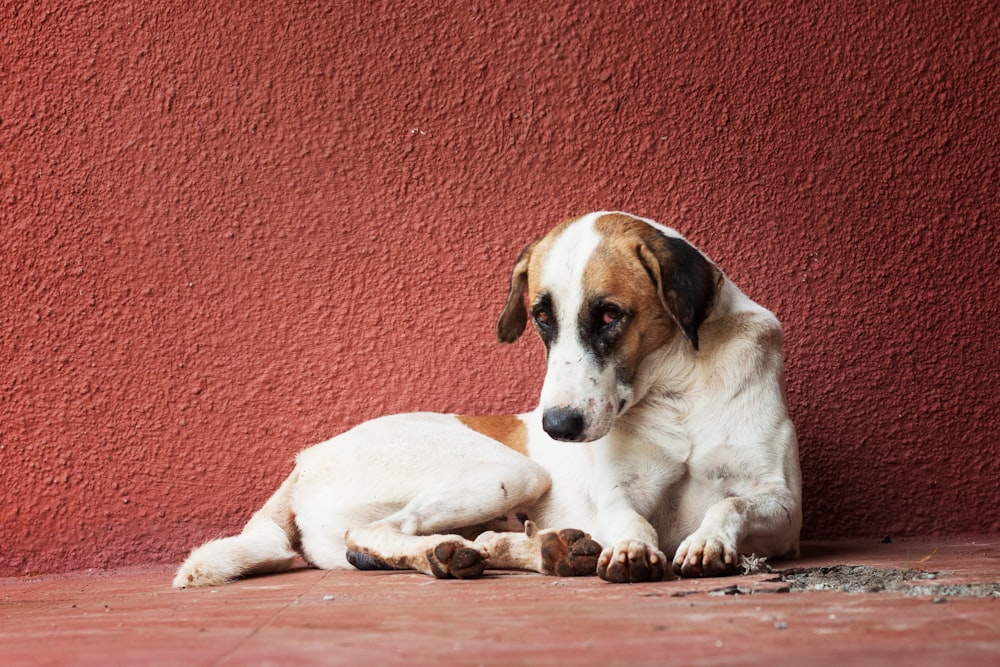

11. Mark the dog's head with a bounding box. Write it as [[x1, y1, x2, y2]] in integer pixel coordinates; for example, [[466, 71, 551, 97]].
[[497, 212, 723, 442]]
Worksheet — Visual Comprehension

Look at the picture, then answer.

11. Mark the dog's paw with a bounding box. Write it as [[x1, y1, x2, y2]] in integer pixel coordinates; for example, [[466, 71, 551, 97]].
[[426, 540, 488, 579], [597, 540, 666, 583], [345, 550, 398, 571], [672, 532, 738, 578], [539, 528, 603, 576]]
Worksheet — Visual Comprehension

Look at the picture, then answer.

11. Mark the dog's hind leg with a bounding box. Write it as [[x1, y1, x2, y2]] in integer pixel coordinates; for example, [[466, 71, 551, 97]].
[[475, 521, 603, 576], [344, 463, 553, 579], [172, 471, 301, 588], [345, 524, 490, 579]]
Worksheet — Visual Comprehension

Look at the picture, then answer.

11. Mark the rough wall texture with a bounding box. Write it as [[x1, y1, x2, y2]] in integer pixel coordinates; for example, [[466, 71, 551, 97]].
[[2, 1, 998, 576]]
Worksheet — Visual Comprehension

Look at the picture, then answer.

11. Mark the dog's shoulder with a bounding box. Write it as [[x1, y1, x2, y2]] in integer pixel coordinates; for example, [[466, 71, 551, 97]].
[[696, 281, 785, 372]]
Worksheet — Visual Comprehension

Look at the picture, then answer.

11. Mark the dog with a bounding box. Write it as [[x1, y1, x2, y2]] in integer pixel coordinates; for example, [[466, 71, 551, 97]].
[[173, 211, 802, 587]]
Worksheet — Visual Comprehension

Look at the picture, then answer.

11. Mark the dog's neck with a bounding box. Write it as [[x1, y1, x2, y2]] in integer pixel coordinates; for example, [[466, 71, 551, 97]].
[[622, 281, 752, 418], [626, 333, 700, 413]]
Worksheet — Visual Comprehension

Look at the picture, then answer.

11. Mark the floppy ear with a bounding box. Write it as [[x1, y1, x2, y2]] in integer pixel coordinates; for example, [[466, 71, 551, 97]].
[[496, 240, 537, 343], [637, 231, 723, 350]]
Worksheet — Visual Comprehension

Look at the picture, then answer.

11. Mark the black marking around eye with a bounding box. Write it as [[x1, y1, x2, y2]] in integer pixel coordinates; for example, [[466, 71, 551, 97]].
[[531, 293, 557, 349], [578, 297, 629, 366]]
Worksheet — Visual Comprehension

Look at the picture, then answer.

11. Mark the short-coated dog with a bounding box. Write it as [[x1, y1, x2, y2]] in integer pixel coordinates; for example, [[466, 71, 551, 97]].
[[174, 211, 801, 587]]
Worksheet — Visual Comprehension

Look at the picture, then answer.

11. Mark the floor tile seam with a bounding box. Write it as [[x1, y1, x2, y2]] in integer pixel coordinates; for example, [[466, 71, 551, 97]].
[[208, 571, 332, 665]]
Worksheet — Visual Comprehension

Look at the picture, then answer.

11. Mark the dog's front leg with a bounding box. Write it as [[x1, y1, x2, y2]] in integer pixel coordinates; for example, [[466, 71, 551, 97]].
[[672, 489, 799, 577], [593, 495, 667, 583]]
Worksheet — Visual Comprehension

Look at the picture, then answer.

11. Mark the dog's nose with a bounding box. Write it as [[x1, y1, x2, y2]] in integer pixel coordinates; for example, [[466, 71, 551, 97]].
[[542, 407, 587, 442]]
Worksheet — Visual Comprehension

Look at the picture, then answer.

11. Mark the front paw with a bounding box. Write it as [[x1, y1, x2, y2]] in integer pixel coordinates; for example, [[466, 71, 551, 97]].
[[672, 532, 738, 577], [597, 540, 666, 583]]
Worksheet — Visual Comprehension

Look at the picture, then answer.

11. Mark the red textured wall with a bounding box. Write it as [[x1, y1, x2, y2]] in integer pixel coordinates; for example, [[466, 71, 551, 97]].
[[3, 2, 999, 577]]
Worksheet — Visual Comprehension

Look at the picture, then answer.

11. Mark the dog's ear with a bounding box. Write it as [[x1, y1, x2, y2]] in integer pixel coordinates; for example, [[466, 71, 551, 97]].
[[496, 240, 537, 343], [637, 231, 723, 350]]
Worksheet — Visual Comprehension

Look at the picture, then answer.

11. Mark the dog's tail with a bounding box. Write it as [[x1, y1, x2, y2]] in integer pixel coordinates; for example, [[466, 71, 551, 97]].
[[172, 470, 301, 588]]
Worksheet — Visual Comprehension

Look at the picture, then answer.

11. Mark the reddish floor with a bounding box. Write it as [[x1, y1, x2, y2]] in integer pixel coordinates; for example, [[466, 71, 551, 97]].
[[2, 539, 998, 666]]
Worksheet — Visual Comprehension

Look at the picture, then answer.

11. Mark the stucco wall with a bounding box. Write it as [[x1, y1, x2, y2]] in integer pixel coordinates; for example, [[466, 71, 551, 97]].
[[2, 2, 998, 576]]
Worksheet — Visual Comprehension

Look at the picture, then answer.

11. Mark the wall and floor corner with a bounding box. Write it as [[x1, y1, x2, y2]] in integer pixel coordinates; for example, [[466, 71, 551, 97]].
[[2, 2, 998, 577]]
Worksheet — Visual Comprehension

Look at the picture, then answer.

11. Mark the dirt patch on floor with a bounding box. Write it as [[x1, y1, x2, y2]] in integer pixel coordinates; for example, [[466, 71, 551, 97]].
[[698, 558, 1000, 598], [779, 564, 1000, 597]]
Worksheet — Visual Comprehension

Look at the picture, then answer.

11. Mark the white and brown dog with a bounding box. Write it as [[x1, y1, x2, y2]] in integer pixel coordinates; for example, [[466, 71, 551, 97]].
[[174, 211, 801, 587]]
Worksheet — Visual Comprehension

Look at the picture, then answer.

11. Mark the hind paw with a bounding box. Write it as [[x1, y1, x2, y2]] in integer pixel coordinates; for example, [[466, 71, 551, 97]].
[[427, 541, 488, 579], [539, 528, 603, 576], [346, 550, 398, 571]]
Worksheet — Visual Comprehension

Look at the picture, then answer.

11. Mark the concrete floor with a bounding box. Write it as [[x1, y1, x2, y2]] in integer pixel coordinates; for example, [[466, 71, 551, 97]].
[[2, 538, 998, 666]]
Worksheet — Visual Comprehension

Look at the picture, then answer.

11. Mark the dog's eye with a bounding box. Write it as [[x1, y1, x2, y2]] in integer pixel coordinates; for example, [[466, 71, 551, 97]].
[[532, 307, 552, 328], [598, 305, 624, 330], [601, 307, 622, 326]]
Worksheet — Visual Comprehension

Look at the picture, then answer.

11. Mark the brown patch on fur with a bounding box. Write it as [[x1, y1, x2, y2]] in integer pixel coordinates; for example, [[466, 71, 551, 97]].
[[457, 414, 529, 456], [497, 212, 720, 360], [584, 215, 680, 377], [594, 213, 722, 351]]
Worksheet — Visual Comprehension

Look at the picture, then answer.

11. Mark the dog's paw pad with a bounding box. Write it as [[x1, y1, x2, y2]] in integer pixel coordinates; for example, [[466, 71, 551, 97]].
[[540, 528, 603, 576], [428, 541, 487, 579], [597, 541, 667, 583], [346, 550, 397, 571]]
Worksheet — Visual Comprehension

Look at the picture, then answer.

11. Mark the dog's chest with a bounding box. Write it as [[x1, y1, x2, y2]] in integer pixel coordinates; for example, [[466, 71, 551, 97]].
[[619, 454, 680, 517], [597, 434, 686, 517]]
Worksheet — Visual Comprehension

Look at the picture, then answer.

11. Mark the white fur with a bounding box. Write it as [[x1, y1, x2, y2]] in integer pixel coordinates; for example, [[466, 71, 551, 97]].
[[174, 212, 802, 587], [538, 217, 607, 426]]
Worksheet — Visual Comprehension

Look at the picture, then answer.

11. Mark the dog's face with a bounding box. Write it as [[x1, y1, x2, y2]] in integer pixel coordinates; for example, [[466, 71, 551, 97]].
[[497, 212, 722, 442]]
